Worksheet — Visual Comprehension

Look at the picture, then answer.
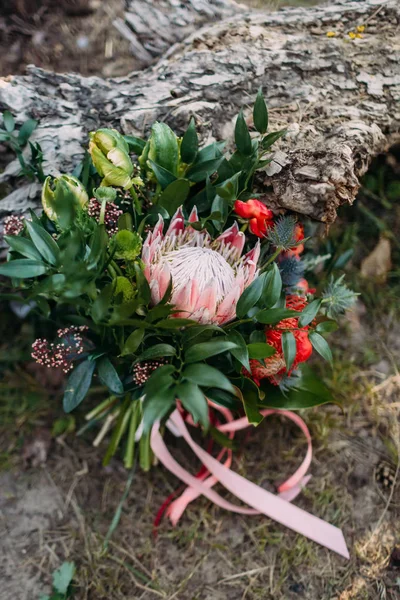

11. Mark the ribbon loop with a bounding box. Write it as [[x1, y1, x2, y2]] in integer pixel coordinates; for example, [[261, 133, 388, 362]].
[[151, 408, 349, 559]]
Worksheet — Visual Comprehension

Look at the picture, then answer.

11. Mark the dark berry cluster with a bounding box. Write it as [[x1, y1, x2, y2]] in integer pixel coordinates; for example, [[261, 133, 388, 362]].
[[32, 326, 89, 373], [132, 360, 167, 385], [4, 215, 25, 236], [88, 198, 123, 236]]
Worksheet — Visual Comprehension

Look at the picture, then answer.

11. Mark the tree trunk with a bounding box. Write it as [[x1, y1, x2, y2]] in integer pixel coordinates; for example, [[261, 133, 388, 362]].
[[0, 0, 399, 229]]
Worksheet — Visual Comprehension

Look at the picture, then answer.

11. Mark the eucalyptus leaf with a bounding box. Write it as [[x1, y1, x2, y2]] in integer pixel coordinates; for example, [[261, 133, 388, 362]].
[[185, 340, 238, 363], [247, 343, 276, 360], [135, 344, 176, 363], [183, 363, 235, 393], [4, 236, 42, 261], [0, 259, 47, 279], [176, 381, 209, 428], [25, 220, 60, 265], [298, 299, 322, 327], [121, 329, 145, 356], [282, 331, 296, 371], [309, 331, 333, 366], [236, 273, 266, 318], [63, 360, 96, 413], [97, 357, 124, 395]]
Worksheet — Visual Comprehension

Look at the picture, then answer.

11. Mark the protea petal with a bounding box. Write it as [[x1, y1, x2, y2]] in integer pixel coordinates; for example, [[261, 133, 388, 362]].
[[141, 206, 260, 325], [166, 206, 185, 237], [188, 206, 199, 223]]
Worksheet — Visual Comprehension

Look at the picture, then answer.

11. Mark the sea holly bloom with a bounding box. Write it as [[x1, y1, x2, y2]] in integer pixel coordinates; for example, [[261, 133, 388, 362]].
[[3, 215, 24, 236], [234, 199, 274, 238], [247, 295, 313, 386], [141, 206, 260, 325]]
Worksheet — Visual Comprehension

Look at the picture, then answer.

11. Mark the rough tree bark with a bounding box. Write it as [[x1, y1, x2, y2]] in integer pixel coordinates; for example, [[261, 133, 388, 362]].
[[0, 0, 399, 229]]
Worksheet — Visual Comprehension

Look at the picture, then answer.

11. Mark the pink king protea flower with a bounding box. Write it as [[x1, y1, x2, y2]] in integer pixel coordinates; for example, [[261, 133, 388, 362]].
[[141, 207, 260, 324]]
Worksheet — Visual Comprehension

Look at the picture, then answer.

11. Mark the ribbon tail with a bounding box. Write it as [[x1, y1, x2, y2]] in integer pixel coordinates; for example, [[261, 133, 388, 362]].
[[169, 410, 350, 559]]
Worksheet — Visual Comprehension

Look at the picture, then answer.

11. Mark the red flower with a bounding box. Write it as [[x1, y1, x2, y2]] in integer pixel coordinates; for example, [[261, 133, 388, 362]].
[[246, 295, 313, 386], [296, 278, 316, 295], [234, 199, 274, 238], [283, 223, 305, 257]]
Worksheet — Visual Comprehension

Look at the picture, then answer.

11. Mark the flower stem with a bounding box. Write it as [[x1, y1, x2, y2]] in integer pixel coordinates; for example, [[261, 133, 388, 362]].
[[99, 198, 107, 225], [259, 247, 282, 272], [129, 186, 142, 215]]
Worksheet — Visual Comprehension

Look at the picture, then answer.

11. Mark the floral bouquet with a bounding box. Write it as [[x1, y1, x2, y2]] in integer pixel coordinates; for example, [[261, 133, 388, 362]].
[[0, 91, 355, 556]]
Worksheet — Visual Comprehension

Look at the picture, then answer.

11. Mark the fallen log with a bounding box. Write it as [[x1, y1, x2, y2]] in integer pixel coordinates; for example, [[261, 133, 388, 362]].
[[0, 0, 399, 229]]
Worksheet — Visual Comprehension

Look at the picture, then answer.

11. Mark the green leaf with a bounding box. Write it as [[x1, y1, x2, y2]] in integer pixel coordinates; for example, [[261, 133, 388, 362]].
[[316, 320, 338, 334], [18, 119, 38, 145], [121, 329, 145, 356], [97, 357, 124, 395], [91, 284, 113, 323], [216, 172, 241, 203], [144, 364, 176, 396], [247, 343, 276, 359], [25, 220, 60, 265], [149, 122, 179, 175], [309, 331, 333, 366], [52, 561, 75, 595], [249, 330, 265, 343], [262, 263, 282, 308], [118, 212, 133, 231], [259, 369, 336, 409], [0, 130, 11, 142], [183, 363, 235, 393], [185, 339, 238, 363], [159, 179, 190, 215], [235, 110, 252, 156], [176, 382, 209, 428], [236, 273, 266, 318], [3, 110, 15, 133], [227, 330, 250, 372], [298, 299, 322, 327], [236, 378, 263, 426], [255, 308, 299, 325], [124, 134, 146, 154], [156, 318, 196, 329], [63, 360, 95, 413], [180, 117, 198, 164], [87, 224, 108, 269], [282, 331, 296, 371], [0, 259, 47, 279], [261, 129, 286, 151], [134, 263, 151, 304], [253, 88, 268, 134], [148, 160, 177, 189], [4, 235, 42, 261], [186, 156, 224, 183], [135, 344, 176, 363], [142, 387, 176, 433], [204, 387, 238, 410]]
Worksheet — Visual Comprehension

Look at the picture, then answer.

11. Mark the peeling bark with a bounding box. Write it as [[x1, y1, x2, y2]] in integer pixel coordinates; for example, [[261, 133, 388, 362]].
[[0, 0, 399, 229]]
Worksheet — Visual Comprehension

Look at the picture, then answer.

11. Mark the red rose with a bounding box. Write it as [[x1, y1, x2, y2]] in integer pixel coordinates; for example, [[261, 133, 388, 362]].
[[234, 199, 274, 238]]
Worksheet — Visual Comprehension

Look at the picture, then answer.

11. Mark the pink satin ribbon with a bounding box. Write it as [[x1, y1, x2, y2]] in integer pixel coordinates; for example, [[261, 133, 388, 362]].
[[151, 407, 349, 559]]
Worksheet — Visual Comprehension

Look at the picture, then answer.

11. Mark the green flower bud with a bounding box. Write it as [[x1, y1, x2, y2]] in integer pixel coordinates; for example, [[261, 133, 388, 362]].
[[113, 230, 142, 262], [89, 129, 133, 190], [94, 186, 117, 202], [42, 174, 88, 222], [113, 276, 136, 303]]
